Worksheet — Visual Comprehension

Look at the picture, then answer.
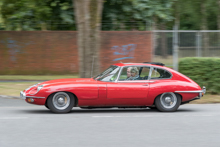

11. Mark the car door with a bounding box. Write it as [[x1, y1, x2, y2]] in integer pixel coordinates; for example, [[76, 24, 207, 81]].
[[105, 66, 151, 106]]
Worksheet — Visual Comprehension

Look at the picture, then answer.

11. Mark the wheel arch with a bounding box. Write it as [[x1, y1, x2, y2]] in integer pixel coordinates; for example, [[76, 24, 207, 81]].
[[153, 92, 182, 105], [45, 91, 78, 107]]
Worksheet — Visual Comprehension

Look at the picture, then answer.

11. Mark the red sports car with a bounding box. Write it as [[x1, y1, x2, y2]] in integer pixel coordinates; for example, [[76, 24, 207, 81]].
[[20, 62, 206, 113]]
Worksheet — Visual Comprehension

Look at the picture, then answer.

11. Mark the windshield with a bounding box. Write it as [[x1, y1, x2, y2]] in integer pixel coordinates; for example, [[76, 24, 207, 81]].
[[93, 65, 120, 81]]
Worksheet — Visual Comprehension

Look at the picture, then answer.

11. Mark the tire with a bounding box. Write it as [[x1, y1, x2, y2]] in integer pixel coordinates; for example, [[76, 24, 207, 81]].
[[47, 92, 75, 113], [45, 104, 50, 110], [155, 93, 181, 112], [148, 106, 157, 110]]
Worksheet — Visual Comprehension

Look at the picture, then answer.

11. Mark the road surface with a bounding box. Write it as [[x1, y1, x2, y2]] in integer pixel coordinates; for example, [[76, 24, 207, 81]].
[[0, 97, 220, 147]]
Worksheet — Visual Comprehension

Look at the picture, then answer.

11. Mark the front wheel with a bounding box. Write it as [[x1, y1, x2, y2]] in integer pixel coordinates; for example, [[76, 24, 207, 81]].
[[47, 92, 75, 113], [155, 93, 181, 112]]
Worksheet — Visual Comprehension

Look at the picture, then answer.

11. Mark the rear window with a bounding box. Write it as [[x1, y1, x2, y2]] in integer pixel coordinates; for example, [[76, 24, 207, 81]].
[[151, 68, 172, 79]]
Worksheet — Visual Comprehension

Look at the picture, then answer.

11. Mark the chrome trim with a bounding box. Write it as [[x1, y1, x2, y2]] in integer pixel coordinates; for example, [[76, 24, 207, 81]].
[[115, 66, 123, 82], [148, 67, 153, 80], [20, 91, 26, 99], [176, 86, 206, 94], [20, 91, 45, 99], [202, 86, 206, 94], [117, 80, 155, 83], [26, 96, 45, 99], [175, 90, 203, 93]]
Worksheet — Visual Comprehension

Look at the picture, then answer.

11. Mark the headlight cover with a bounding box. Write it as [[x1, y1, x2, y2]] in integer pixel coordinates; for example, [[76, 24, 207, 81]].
[[25, 83, 39, 91], [37, 85, 44, 91], [29, 84, 46, 95]]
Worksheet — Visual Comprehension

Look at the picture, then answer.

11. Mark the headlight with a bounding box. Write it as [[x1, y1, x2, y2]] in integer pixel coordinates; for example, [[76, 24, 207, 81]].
[[29, 84, 46, 95], [25, 83, 39, 91], [37, 85, 44, 91]]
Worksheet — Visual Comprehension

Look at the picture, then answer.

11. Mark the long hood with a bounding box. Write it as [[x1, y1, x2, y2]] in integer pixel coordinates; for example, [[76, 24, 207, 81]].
[[40, 78, 96, 86]]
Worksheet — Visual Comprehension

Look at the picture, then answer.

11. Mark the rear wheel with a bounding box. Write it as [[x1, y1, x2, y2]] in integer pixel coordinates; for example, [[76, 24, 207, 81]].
[[155, 93, 181, 112], [47, 92, 75, 113]]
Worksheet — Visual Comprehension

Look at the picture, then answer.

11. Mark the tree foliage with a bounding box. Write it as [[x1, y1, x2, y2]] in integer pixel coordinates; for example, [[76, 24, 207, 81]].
[[0, 0, 219, 30], [0, 0, 75, 30]]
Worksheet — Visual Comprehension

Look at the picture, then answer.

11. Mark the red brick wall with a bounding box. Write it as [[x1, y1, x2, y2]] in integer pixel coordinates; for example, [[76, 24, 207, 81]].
[[100, 31, 152, 71], [0, 31, 152, 75]]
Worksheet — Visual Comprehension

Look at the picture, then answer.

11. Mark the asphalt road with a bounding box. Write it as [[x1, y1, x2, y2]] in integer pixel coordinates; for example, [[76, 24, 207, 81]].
[[0, 97, 220, 147]]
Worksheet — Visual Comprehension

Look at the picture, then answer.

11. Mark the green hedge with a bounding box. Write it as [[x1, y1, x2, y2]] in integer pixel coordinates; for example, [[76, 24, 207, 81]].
[[179, 57, 220, 94]]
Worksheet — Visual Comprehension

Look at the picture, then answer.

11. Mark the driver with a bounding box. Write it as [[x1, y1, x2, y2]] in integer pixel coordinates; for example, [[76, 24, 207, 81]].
[[127, 67, 139, 80]]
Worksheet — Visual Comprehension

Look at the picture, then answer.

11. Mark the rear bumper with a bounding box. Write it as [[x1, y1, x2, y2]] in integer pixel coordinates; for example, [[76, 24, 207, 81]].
[[175, 86, 206, 98]]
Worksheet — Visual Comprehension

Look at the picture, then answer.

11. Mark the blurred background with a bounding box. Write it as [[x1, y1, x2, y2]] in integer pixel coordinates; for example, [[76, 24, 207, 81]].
[[0, 0, 220, 101]]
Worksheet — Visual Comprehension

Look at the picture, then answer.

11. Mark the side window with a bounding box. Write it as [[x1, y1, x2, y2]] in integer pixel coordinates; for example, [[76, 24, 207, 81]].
[[151, 68, 171, 79], [119, 67, 132, 80], [118, 66, 150, 81], [139, 67, 150, 80]]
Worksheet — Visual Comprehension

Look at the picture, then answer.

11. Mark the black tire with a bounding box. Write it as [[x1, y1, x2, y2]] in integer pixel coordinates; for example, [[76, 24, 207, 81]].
[[47, 92, 75, 113], [45, 104, 50, 110], [148, 106, 157, 110], [155, 93, 181, 112]]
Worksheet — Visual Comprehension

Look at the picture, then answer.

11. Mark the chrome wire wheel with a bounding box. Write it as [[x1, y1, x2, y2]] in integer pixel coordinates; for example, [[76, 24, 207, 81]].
[[52, 92, 71, 110], [160, 93, 177, 109]]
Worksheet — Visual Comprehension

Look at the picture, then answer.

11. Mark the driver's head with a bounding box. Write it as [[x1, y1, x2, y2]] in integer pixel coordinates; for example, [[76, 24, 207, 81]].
[[127, 67, 132, 78], [130, 67, 139, 77]]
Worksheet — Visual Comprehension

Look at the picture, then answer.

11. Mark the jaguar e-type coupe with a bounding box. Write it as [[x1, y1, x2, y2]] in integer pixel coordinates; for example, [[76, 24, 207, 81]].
[[20, 62, 206, 113]]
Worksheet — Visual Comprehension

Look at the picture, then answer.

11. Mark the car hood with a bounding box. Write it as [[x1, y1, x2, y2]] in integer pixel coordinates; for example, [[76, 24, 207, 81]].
[[40, 78, 96, 86]]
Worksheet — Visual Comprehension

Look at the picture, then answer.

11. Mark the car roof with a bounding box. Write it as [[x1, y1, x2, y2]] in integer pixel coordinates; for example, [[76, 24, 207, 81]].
[[114, 62, 162, 67]]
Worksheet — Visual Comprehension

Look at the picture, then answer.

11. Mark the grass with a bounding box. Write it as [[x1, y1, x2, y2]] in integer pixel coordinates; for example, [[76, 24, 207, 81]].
[[0, 75, 79, 81], [0, 82, 38, 97], [0, 81, 219, 104], [190, 94, 220, 104]]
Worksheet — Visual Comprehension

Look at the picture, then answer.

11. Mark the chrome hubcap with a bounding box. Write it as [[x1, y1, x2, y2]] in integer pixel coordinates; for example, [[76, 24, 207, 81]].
[[58, 97, 65, 104], [52, 92, 70, 110], [160, 93, 177, 109], [165, 97, 172, 103]]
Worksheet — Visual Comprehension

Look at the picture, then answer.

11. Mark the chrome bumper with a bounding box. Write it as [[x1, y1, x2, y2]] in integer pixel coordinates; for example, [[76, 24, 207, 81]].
[[175, 86, 206, 98], [199, 86, 206, 98], [20, 91, 45, 99], [20, 91, 26, 99], [202, 86, 206, 94]]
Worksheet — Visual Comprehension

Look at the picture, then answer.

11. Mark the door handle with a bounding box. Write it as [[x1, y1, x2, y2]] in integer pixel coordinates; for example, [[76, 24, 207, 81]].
[[142, 84, 148, 86]]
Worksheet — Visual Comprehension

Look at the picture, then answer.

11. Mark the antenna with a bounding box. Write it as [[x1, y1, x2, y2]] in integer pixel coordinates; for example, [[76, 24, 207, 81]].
[[91, 56, 95, 78]]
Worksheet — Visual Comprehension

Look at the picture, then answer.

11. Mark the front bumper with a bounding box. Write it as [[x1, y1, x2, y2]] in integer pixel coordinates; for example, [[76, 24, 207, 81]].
[[20, 91, 26, 99], [20, 91, 45, 99]]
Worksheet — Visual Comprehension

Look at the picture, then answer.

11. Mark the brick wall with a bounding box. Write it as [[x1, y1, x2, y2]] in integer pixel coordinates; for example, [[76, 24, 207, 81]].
[[0, 31, 152, 75], [100, 31, 152, 71]]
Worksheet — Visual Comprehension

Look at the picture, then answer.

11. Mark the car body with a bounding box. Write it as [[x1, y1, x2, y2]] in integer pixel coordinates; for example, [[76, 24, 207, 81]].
[[20, 62, 206, 113]]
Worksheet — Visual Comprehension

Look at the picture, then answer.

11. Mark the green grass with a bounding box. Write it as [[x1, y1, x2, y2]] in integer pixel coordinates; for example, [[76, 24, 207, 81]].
[[0, 82, 38, 96], [190, 94, 220, 104], [0, 75, 79, 81]]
